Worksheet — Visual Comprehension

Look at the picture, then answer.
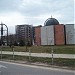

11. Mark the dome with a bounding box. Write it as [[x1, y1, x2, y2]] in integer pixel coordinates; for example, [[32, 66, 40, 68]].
[[44, 17, 59, 26]]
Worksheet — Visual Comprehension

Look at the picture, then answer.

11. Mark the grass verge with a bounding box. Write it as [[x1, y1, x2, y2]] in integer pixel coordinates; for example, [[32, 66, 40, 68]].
[[0, 54, 75, 68], [0, 45, 75, 54]]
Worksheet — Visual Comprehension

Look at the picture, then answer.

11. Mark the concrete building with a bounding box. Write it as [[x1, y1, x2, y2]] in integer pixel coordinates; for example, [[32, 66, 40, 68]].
[[15, 17, 75, 46], [16, 24, 33, 45], [54, 24, 65, 45], [65, 24, 74, 44], [34, 17, 75, 46], [41, 26, 54, 45], [41, 17, 59, 45]]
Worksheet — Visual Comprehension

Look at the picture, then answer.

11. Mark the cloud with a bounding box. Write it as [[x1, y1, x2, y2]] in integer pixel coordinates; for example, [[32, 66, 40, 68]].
[[0, 12, 26, 33], [19, 0, 74, 16], [0, 12, 25, 25], [0, 0, 74, 33]]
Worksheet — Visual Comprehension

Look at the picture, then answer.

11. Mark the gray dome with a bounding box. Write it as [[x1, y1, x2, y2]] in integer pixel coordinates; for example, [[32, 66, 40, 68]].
[[44, 18, 59, 26]]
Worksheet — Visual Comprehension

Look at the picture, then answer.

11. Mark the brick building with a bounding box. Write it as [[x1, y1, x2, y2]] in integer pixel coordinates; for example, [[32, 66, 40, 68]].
[[34, 26, 41, 46], [54, 24, 65, 45]]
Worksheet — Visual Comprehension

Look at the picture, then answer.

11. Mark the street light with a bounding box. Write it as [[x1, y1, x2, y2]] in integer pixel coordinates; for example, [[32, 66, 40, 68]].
[[0, 22, 8, 46], [0, 22, 8, 60]]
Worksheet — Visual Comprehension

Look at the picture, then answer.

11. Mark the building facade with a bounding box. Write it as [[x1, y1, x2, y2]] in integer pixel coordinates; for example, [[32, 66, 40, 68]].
[[15, 17, 75, 46], [41, 25, 54, 45], [16, 24, 33, 45], [34, 26, 41, 46], [54, 24, 65, 45], [65, 24, 74, 44]]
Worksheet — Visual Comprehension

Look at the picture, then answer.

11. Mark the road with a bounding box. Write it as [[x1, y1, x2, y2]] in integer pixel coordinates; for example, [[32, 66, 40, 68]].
[[0, 51, 75, 59], [0, 61, 74, 75]]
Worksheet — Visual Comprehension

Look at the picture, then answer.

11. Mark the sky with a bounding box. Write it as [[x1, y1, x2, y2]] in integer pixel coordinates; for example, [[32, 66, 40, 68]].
[[0, 0, 74, 34]]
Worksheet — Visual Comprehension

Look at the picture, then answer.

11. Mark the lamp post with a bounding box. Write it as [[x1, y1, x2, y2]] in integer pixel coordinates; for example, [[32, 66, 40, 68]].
[[0, 22, 8, 60], [0, 22, 8, 46]]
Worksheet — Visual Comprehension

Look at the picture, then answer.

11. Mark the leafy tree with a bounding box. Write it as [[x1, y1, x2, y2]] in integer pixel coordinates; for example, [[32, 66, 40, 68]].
[[19, 40, 25, 46], [14, 41, 18, 46]]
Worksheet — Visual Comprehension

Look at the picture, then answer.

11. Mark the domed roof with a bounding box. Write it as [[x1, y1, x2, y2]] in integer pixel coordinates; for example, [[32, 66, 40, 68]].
[[44, 17, 59, 26]]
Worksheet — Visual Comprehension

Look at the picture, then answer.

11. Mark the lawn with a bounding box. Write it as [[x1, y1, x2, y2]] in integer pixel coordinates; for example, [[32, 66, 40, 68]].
[[0, 45, 75, 54]]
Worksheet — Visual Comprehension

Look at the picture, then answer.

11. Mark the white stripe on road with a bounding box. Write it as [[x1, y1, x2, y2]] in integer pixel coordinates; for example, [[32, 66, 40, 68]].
[[0, 64, 7, 68]]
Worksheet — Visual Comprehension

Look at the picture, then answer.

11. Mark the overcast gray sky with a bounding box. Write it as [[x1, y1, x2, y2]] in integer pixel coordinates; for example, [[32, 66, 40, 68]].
[[0, 0, 74, 34]]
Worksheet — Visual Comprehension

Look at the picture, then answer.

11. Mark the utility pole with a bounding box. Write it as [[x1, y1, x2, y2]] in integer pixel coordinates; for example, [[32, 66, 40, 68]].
[[0, 23, 3, 60]]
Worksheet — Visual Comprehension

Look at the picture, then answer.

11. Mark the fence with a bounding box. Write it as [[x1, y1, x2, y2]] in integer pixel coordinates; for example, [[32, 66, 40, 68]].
[[0, 45, 75, 68]]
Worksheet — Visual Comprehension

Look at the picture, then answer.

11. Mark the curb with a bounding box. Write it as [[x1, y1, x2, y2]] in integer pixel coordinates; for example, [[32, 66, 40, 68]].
[[1, 59, 75, 71]]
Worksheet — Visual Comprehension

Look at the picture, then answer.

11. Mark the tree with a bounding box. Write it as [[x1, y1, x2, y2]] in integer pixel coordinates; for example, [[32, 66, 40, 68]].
[[19, 40, 25, 46], [14, 41, 18, 46]]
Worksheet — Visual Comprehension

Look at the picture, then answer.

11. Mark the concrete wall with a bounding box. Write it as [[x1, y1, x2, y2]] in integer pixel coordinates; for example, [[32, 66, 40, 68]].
[[41, 26, 54, 45], [65, 24, 74, 44], [54, 25, 65, 45]]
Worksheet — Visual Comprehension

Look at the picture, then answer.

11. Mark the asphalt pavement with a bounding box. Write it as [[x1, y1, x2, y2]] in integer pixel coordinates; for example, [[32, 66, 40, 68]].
[[0, 61, 75, 75]]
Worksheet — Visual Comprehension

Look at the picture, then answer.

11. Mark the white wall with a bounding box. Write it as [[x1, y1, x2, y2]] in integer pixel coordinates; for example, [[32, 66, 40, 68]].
[[41, 25, 54, 45], [65, 24, 75, 44]]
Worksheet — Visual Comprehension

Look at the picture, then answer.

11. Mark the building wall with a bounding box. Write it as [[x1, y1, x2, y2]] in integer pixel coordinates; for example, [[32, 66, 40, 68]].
[[54, 24, 65, 45], [35, 26, 41, 46], [65, 24, 74, 44], [41, 26, 54, 45]]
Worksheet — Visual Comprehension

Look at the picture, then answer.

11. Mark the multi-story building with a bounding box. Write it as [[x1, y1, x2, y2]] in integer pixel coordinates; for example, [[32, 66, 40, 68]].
[[16, 24, 33, 45]]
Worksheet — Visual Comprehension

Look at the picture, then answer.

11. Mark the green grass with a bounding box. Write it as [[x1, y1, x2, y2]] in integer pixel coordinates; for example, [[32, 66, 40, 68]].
[[0, 54, 75, 68], [0, 45, 75, 54]]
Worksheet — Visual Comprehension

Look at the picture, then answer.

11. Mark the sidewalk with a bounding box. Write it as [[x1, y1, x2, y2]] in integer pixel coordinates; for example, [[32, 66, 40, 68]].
[[0, 51, 75, 59]]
